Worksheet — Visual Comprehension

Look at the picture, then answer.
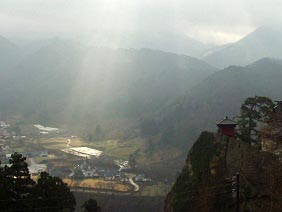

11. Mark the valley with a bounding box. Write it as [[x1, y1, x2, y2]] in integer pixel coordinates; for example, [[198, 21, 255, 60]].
[[1, 21, 282, 211], [0, 120, 177, 211]]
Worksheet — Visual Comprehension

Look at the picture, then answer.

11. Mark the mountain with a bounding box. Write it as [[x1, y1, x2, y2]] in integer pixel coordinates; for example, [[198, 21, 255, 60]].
[[88, 32, 213, 58], [204, 26, 282, 68], [202, 43, 232, 58], [0, 39, 217, 127], [0, 35, 21, 71], [158, 58, 282, 147], [0, 39, 84, 123]]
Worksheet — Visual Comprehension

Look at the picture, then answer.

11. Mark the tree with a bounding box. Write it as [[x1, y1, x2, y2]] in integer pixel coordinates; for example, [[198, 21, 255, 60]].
[[73, 166, 84, 179], [237, 96, 275, 143], [81, 199, 101, 212], [0, 161, 14, 209], [0, 152, 35, 210], [87, 134, 94, 142], [95, 124, 102, 140], [128, 154, 137, 169], [0, 153, 76, 211], [33, 172, 76, 211]]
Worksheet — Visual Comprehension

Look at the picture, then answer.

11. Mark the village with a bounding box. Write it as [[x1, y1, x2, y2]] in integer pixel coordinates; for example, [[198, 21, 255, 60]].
[[0, 121, 154, 194]]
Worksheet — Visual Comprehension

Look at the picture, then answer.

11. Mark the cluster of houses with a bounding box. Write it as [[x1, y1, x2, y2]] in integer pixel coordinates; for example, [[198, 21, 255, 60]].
[[69, 158, 152, 184], [0, 121, 9, 128], [0, 122, 23, 168], [0, 121, 10, 139], [115, 159, 131, 172], [23, 149, 49, 158], [134, 174, 152, 182], [0, 139, 50, 176], [70, 158, 129, 182], [0, 121, 28, 142], [0, 119, 21, 165]]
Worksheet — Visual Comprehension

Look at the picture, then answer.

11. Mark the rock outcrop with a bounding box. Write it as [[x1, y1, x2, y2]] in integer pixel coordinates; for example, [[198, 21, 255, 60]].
[[165, 131, 282, 212]]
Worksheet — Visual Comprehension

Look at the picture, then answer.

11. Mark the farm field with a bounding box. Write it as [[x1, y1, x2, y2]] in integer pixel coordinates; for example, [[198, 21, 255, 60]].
[[63, 178, 132, 192], [39, 137, 85, 150], [88, 139, 142, 160]]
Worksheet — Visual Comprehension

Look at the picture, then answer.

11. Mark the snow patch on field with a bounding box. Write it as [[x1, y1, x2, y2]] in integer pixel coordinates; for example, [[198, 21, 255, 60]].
[[62, 147, 102, 158]]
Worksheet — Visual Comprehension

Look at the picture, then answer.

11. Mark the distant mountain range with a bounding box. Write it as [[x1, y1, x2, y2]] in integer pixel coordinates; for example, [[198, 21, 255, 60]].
[[87, 32, 213, 58], [95, 26, 282, 68], [3, 25, 282, 70], [203, 26, 282, 68], [1, 28, 282, 143], [158, 58, 282, 147], [110, 26, 282, 69], [0, 38, 216, 127]]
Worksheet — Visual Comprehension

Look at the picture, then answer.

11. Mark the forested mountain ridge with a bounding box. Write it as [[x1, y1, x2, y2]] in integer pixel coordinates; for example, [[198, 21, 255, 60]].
[[0, 39, 85, 123], [0, 39, 217, 128], [158, 58, 282, 147]]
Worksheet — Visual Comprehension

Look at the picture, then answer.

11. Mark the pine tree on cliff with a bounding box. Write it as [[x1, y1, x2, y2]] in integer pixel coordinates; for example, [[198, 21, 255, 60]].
[[238, 96, 275, 144]]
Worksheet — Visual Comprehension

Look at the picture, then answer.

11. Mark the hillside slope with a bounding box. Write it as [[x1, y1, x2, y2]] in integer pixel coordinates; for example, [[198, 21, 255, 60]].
[[158, 58, 282, 147], [0, 40, 217, 126], [0, 36, 21, 71]]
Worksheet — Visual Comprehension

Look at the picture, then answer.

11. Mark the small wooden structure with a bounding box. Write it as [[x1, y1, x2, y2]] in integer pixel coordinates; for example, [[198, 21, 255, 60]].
[[217, 116, 237, 137]]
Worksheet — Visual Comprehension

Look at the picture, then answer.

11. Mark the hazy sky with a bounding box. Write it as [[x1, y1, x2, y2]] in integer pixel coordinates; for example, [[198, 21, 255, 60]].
[[0, 0, 281, 45]]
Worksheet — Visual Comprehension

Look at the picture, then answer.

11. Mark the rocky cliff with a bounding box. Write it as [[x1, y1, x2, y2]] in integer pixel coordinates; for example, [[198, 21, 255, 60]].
[[165, 131, 282, 212]]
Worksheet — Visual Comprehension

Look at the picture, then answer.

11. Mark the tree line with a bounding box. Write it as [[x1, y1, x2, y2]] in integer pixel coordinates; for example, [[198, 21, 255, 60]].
[[0, 153, 100, 212]]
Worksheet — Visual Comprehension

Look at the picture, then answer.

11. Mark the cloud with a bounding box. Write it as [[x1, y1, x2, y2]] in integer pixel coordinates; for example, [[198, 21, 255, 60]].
[[0, 0, 281, 45]]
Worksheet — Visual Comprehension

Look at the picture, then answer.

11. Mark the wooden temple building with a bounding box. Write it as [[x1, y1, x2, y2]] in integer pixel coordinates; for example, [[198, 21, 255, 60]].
[[217, 116, 237, 137]]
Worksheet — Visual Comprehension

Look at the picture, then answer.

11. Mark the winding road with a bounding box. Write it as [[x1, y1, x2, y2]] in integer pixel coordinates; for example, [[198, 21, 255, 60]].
[[129, 177, 139, 192]]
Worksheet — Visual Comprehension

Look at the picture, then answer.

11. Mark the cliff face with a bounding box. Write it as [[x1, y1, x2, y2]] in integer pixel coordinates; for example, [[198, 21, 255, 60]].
[[261, 122, 282, 157], [165, 131, 282, 212]]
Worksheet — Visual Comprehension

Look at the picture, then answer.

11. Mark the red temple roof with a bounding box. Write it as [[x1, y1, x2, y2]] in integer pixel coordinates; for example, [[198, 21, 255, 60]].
[[217, 116, 237, 126]]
